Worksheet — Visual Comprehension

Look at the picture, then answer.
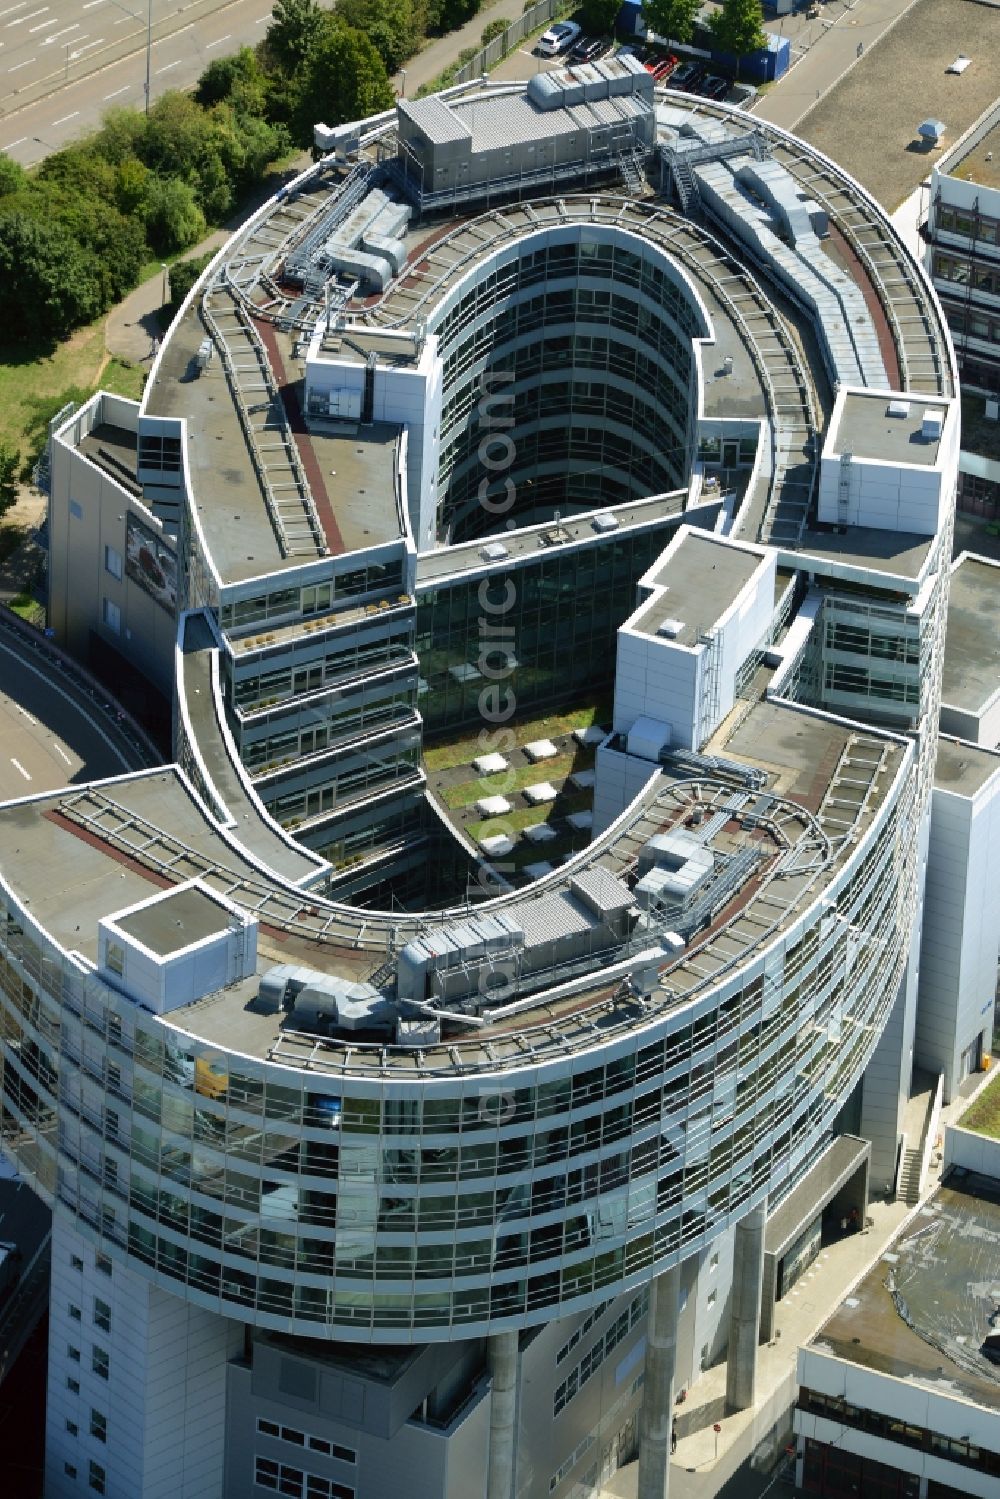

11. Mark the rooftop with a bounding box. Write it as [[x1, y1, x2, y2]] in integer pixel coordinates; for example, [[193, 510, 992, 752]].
[[414, 492, 694, 587], [810, 1173, 1000, 1408], [631, 530, 765, 646], [832, 391, 947, 469], [795, 0, 1000, 211], [0, 691, 906, 1075], [938, 99, 1000, 192], [145, 300, 403, 585], [940, 553, 1000, 714], [789, 525, 934, 589], [933, 736, 1000, 797], [111, 883, 236, 957]]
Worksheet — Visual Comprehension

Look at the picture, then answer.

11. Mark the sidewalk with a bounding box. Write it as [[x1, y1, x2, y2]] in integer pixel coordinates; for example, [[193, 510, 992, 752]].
[[600, 1065, 999, 1499]]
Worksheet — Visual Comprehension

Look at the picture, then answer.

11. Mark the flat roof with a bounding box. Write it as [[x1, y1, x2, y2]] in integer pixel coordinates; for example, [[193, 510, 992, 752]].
[[939, 102, 1000, 192], [632, 531, 763, 645], [0, 697, 905, 1075], [833, 392, 944, 468], [113, 884, 232, 956], [940, 554, 1000, 713], [795, 0, 1000, 212], [811, 1173, 1000, 1408], [933, 736, 1000, 797], [790, 525, 933, 587], [145, 307, 402, 586], [415, 492, 692, 586]]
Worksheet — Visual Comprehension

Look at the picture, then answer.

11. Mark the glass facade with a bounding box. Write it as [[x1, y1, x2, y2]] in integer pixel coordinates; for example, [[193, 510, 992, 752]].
[[429, 234, 702, 540], [0, 754, 920, 1342], [415, 526, 673, 736]]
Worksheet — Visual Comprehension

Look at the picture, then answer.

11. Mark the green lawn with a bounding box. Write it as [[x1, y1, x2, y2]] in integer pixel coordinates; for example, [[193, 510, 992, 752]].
[[441, 748, 594, 809], [6, 594, 44, 626], [466, 789, 592, 845], [0, 321, 145, 465], [959, 1070, 1000, 1139], [424, 697, 612, 773]]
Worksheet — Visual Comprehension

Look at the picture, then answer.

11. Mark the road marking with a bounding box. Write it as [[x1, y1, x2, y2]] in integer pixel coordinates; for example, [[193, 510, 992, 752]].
[[0, 3, 27, 17], [51, 109, 79, 125], [7, 55, 33, 69], [28, 15, 57, 30], [113, 13, 133, 22], [103, 82, 128, 98], [16, 705, 37, 725], [0, 641, 132, 778], [155, 58, 179, 72], [205, 32, 230, 48], [254, 12, 268, 20], [1, 134, 27, 147], [52, 742, 72, 765], [73, 36, 103, 55], [10, 759, 31, 781], [83, 0, 104, 6], [43, 21, 81, 42], [6, 4, 46, 23]]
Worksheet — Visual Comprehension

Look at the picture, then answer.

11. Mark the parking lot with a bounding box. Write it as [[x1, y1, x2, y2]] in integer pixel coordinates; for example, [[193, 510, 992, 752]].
[[489, 27, 745, 104]]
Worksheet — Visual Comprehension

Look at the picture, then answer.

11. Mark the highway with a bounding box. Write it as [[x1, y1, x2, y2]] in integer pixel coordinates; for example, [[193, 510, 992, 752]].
[[0, 0, 275, 165]]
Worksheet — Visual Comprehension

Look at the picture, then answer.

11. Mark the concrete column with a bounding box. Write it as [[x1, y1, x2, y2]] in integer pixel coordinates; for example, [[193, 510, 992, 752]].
[[637, 1264, 680, 1499], [486, 1329, 519, 1499], [726, 1199, 767, 1412]]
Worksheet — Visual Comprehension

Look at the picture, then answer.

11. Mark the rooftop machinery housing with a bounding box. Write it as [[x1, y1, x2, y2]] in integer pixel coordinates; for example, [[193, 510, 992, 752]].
[[5, 59, 999, 1499]]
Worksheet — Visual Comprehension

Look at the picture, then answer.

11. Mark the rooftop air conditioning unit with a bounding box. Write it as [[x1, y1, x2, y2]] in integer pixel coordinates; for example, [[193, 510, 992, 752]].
[[480, 541, 509, 562], [921, 409, 944, 440], [658, 618, 684, 638], [886, 399, 910, 418], [592, 512, 620, 533]]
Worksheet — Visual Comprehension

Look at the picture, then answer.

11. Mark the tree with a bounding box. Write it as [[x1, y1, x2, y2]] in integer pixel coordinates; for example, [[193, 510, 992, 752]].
[[144, 177, 206, 255], [164, 252, 213, 321], [337, 0, 420, 73], [480, 17, 507, 44], [0, 212, 102, 342], [295, 19, 395, 143], [0, 153, 26, 197], [641, 0, 701, 46], [708, 0, 766, 72], [0, 440, 19, 519], [264, 0, 326, 73], [195, 46, 269, 115], [580, 0, 622, 37]]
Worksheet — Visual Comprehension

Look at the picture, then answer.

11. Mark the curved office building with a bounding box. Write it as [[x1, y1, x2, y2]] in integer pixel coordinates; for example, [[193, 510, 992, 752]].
[[2, 59, 974, 1499]]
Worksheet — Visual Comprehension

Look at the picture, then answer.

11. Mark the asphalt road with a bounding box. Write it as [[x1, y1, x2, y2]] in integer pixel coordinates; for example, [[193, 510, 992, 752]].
[[0, 629, 139, 797], [0, 0, 275, 164]]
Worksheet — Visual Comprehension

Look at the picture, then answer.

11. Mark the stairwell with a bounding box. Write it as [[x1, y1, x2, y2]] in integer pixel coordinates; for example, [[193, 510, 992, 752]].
[[897, 1146, 922, 1206]]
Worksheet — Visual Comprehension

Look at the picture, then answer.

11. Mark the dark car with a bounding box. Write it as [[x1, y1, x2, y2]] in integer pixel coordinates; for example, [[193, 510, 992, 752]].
[[670, 62, 701, 88], [701, 74, 730, 99], [653, 55, 678, 81], [571, 35, 611, 63]]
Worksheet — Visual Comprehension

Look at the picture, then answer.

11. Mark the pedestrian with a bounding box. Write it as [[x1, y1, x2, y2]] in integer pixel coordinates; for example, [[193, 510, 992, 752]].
[[671, 1425, 677, 1455]]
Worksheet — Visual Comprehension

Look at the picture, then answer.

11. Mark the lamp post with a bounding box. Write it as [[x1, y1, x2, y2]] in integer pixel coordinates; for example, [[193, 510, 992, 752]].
[[107, 0, 153, 113], [144, 0, 152, 115]]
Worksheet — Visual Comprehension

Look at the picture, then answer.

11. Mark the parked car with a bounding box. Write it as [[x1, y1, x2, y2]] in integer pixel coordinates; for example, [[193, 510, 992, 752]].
[[571, 35, 611, 63], [698, 73, 730, 99], [653, 55, 678, 80], [537, 20, 581, 55], [670, 62, 700, 88]]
